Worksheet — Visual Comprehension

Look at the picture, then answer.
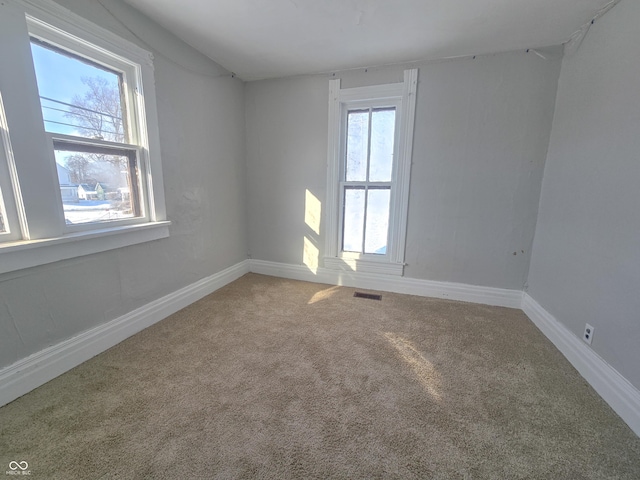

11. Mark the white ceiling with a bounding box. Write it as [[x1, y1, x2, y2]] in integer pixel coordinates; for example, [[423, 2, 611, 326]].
[[121, 0, 612, 81]]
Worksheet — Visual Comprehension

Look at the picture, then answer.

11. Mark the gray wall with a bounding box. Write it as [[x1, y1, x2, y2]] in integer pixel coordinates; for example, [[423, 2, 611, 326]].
[[527, 0, 640, 389], [0, 0, 248, 368], [245, 50, 561, 289], [8, 0, 635, 399]]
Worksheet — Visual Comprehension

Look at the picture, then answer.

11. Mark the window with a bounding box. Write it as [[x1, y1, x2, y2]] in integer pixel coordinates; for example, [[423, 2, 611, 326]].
[[29, 20, 146, 231], [0, 0, 168, 274], [325, 70, 418, 276], [342, 107, 396, 255]]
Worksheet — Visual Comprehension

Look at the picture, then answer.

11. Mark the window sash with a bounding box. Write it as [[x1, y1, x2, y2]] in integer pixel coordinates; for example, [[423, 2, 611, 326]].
[[27, 14, 145, 151], [30, 36, 130, 144], [340, 185, 391, 255], [337, 99, 401, 261], [51, 134, 147, 232]]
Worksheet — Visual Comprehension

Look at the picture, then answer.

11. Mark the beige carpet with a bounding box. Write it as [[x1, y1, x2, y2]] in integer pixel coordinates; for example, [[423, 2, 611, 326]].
[[1, 273, 639, 479]]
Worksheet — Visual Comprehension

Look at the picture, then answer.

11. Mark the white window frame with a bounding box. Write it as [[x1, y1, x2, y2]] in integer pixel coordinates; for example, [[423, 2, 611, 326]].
[[0, 0, 169, 274], [29, 17, 151, 232], [0, 90, 27, 244], [324, 69, 418, 276]]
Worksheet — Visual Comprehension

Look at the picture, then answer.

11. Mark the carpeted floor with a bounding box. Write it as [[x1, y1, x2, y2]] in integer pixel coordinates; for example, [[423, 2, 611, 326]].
[[1, 273, 639, 479]]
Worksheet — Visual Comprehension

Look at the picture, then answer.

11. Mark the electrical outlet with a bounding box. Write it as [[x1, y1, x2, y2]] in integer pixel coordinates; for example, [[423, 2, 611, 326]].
[[583, 324, 595, 345]]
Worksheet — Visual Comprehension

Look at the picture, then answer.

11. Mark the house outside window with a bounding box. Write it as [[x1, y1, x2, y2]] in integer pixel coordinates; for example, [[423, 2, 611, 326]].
[[324, 69, 418, 276]]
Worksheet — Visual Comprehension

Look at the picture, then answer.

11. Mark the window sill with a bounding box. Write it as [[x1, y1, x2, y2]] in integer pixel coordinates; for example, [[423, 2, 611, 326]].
[[323, 256, 404, 276], [0, 221, 170, 274]]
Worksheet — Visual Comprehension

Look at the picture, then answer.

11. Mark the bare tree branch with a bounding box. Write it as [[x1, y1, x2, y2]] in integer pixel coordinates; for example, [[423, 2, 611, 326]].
[[65, 76, 124, 143]]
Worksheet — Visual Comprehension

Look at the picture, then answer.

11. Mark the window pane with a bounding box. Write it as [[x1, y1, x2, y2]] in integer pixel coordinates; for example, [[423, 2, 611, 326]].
[[30, 40, 127, 143], [364, 188, 390, 255], [369, 108, 395, 182], [345, 110, 369, 181], [55, 148, 138, 225], [343, 187, 365, 252], [0, 204, 5, 233]]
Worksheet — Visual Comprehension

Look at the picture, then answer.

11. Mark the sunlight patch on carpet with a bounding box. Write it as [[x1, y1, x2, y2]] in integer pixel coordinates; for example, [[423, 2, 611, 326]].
[[384, 332, 442, 402], [307, 286, 340, 304]]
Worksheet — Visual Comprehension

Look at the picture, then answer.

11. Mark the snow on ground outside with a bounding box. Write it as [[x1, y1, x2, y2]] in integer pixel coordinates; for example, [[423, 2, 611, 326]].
[[63, 200, 134, 224]]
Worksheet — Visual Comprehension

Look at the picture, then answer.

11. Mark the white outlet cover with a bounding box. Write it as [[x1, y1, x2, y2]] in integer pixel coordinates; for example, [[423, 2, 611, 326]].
[[583, 323, 595, 345]]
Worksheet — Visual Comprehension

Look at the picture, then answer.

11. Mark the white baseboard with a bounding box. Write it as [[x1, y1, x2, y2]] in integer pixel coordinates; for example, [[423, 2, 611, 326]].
[[0, 260, 250, 408], [522, 293, 640, 437], [3, 257, 638, 439], [249, 259, 523, 308], [252, 260, 640, 436]]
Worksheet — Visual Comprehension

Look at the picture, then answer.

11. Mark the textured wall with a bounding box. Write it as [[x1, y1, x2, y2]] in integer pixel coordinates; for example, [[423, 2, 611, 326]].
[[527, 0, 640, 389], [0, 0, 248, 368], [245, 50, 561, 289]]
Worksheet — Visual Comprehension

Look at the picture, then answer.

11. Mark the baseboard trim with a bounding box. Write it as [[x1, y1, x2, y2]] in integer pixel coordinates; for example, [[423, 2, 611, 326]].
[[251, 260, 639, 436], [248, 259, 523, 308], [522, 293, 640, 436], [2, 258, 638, 438], [0, 260, 250, 408]]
